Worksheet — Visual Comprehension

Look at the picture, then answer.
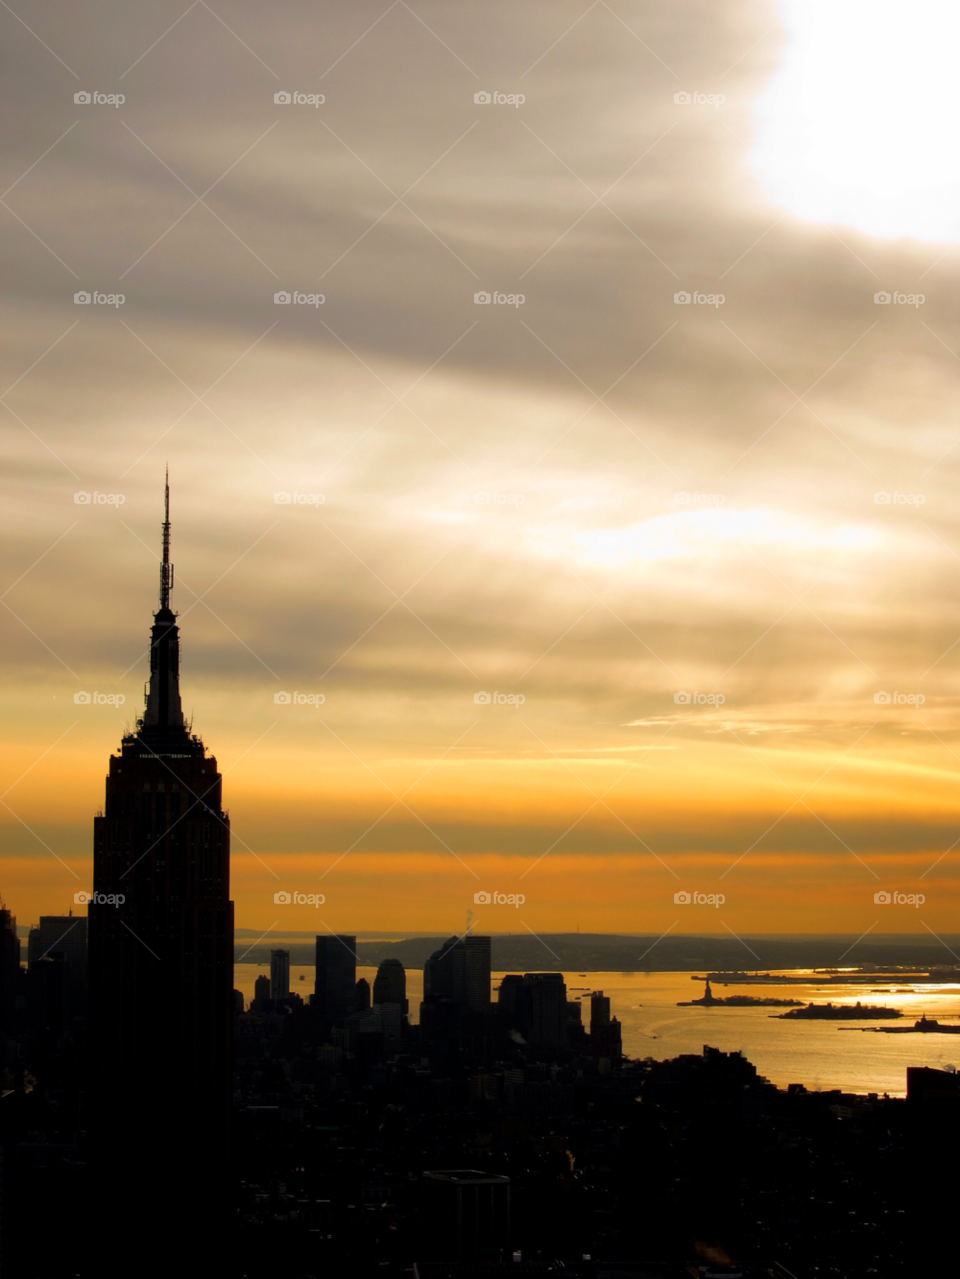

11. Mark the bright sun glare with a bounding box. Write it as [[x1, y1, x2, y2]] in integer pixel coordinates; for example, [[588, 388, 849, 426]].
[[751, 0, 960, 242]]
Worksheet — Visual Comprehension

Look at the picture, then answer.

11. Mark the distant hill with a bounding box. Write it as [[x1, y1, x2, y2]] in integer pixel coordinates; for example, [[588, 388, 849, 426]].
[[234, 932, 960, 973]]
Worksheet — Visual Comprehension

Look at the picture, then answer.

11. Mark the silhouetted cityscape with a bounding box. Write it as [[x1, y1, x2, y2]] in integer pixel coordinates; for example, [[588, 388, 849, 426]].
[[0, 497, 948, 1278]]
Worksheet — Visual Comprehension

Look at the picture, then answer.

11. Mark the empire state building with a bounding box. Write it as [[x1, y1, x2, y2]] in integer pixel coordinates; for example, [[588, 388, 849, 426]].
[[87, 479, 234, 1152]]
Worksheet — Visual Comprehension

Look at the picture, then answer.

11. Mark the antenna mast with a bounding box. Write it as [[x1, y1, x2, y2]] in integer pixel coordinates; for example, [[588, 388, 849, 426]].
[[160, 466, 173, 609]]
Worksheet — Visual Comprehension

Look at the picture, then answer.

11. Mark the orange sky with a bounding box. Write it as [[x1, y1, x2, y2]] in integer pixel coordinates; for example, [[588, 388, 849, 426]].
[[4, 0, 960, 944]]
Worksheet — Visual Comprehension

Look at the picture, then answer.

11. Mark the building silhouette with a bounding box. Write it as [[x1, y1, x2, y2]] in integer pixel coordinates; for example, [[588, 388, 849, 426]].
[[0, 906, 20, 1042], [27, 913, 86, 1022], [589, 988, 622, 1061], [373, 956, 407, 1011], [424, 934, 491, 1010], [270, 947, 290, 1002], [421, 1170, 510, 1259], [85, 478, 234, 1273], [313, 934, 357, 1024], [252, 972, 271, 1012]]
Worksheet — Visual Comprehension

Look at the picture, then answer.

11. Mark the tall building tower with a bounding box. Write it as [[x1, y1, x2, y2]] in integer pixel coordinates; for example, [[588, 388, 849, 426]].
[[373, 957, 407, 1012], [589, 988, 622, 1061], [87, 478, 234, 1165], [423, 934, 491, 1010], [270, 948, 290, 1002], [522, 972, 567, 1050], [0, 905, 20, 1042], [314, 934, 356, 1024]]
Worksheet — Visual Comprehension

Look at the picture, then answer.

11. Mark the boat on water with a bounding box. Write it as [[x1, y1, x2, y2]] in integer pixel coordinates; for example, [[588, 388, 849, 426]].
[[774, 1001, 902, 1021]]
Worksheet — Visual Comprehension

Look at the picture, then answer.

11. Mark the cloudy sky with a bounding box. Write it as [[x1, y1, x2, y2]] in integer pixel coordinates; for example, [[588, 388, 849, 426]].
[[3, 0, 960, 944]]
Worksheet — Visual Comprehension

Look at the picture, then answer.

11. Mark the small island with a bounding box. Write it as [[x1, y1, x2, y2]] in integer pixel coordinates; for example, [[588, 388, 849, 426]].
[[678, 979, 802, 1009], [846, 1014, 960, 1035], [774, 1001, 902, 1021]]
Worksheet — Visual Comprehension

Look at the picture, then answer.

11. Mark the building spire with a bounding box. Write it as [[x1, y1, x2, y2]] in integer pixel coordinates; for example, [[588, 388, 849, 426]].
[[142, 469, 185, 735], [160, 464, 174, 611]]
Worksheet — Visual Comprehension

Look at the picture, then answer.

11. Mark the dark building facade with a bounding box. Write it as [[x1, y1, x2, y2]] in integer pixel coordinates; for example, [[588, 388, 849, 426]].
[[86, 480, 234, 1250], [423, 933, 491, 1010], [0, 907, 20, 1044], [314, 934, 357, 1024], [373, 956, 407, 1011], [270, 947, 290, 1002]]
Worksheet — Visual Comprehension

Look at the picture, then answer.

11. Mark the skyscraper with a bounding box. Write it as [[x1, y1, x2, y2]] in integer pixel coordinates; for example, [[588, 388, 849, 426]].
[[314, 934, 356, 1024], [0, 906, 20, 1041], [27, 913, 87, 1021], [521, 972, 567, 1050], [589, 989, 622, 1061], [373, 957, 407, 1012], [86, 479, 234, 1269], [270, 948, 291, 1002], [423, 934, 491, 1010]]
